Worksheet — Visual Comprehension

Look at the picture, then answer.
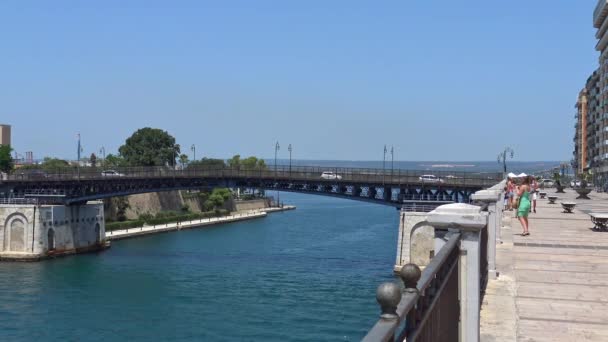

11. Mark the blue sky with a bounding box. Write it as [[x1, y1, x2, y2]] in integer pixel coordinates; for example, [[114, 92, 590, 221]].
[[0, 1, 598, 161]]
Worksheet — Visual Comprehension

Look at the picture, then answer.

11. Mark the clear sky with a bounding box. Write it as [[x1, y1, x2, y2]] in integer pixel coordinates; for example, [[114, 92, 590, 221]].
[[0, 1, 599, 162]]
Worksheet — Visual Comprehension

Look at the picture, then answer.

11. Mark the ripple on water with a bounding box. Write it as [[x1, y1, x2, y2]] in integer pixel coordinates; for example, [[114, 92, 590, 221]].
[[0, 193, 397, 341]]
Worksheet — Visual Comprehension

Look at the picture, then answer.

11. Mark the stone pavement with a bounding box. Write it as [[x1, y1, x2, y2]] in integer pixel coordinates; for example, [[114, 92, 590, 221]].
[[481, 189, 608, 341]]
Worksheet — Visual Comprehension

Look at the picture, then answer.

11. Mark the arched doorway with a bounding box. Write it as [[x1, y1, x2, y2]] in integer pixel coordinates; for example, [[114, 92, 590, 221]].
[[9, 218, 26, 252], [47, 229, 55, 251]]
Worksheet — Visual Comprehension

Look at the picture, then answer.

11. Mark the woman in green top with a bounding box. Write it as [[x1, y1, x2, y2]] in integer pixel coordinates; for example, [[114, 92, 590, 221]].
[[517, 177, 531, 236]]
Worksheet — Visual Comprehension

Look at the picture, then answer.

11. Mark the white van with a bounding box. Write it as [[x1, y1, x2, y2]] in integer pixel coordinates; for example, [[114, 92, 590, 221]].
[[419, 175, 444, 183]]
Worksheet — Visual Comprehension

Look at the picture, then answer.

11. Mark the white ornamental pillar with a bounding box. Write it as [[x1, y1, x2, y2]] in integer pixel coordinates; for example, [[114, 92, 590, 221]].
[[426, 203, 488, 342], [471, 189, 501, 279]]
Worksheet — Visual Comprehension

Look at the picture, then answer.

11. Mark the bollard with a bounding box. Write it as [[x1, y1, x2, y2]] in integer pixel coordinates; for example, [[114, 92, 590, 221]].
[[376, 282, 401, 320]]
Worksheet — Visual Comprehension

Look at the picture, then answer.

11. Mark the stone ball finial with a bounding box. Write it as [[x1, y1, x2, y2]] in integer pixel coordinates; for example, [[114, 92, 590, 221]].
[[399, 263, 421, 292], [376, 282, 402, 320]]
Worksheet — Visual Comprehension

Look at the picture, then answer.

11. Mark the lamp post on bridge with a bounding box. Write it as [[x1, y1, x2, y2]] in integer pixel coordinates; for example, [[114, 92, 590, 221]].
[[275, 141, 280, 207], [99, 147, 106, 168], [383, 145, 387, 185], [391, 146, 394, 179], [288, 144, 292, 174]]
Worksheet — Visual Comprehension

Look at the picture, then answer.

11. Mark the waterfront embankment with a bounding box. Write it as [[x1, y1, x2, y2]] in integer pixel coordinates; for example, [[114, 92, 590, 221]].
[[106, 206, 295, 241]]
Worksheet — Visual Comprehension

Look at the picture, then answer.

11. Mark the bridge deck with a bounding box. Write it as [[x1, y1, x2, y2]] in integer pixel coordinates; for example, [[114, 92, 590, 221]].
[[481, 189, 608, 341]]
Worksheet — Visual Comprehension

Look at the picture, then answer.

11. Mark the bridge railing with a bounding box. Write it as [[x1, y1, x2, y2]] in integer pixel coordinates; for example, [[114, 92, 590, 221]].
[[6, 165, 503, 187]]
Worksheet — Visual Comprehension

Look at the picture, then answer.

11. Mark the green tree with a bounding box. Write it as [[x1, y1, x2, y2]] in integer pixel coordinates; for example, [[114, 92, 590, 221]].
[[239, 156, 268, 170], [204, 188, 232, 209], [179, 154, 189, 168], [188, 157, 226, 169], [104, 154, 127, 168], [40, 157, 70, 170], [0, 145, 13, 173], [241, 156, 258, 169], [227, 155, 241, 169], [118, 127, 180, 166], [90, 153, 97, 168]]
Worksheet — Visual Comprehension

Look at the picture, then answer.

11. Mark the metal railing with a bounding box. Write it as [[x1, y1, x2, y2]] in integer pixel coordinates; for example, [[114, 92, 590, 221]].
[[4, 165, 503, 187], [0, 198, 39, 205], [363, 233, 461, 342]]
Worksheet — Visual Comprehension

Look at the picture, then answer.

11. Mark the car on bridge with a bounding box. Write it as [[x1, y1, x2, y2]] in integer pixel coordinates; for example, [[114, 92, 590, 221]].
[[19, 169, 49, 180], [320, 171, 342, 180], [101, 170, 125, 177], [418, 174, 444, 183]]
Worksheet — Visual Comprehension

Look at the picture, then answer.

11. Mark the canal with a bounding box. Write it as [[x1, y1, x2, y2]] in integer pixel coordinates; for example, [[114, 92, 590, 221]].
[[0, 192, 397, 341]]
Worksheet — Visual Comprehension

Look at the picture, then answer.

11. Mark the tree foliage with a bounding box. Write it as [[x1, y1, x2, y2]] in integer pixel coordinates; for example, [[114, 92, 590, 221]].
[[40, 157, 70, 170], [0, 145, 13, 173], [188, 158, 226, 169], [227, 155, 241, 169], [204, 188, 232, 210], [227, 155, 266, 170], [179, 154, 189, 168], [104, 154, 127, 168], [118, 127, 180, 166], [90, 153, 97, 168]]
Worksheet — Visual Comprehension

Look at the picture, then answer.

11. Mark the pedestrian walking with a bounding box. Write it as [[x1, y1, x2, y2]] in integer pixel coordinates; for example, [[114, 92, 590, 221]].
[[507, 178, 515, 211], [517, 176, 532, 236]]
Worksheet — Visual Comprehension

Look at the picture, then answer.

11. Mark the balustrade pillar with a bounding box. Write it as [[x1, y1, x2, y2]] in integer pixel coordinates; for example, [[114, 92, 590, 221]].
[[471, 189, 502, 279], [426, 203, 487, 342]]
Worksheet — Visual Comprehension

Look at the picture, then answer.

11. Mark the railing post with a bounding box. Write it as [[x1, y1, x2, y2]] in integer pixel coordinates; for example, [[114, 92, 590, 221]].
[[400, 263, 421, 337], [426, 203, 488, 342], [471, 189, 501, 279]]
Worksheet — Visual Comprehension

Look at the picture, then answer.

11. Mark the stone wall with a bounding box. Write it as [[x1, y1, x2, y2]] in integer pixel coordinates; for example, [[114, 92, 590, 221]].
[[105, 191, 270, 221], [0, 202, 106, 260], [234, 198, 270, 212], [394, 211, 435, 271]]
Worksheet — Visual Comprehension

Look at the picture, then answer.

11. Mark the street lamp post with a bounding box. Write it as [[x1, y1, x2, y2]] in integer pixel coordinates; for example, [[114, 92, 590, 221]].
[[288, 144, 292, 174], [383, 145, 387, 185], [497, 147, 515, 176], [390, 146, 394, 179], [275, 142, 280, 207], [99, 147, 106, 168]]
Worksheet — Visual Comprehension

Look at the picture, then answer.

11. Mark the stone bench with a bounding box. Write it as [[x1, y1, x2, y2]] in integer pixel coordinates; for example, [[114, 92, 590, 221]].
[[561, 202, 576, 213], [539, 192, 547, 199], [547, 196, 558, 204], [590, 213, 608, 231]]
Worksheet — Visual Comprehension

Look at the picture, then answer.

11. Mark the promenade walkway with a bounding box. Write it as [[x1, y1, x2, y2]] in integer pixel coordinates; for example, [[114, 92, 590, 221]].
[[481, 189, 608, 341], [106, 206, 295, 241]]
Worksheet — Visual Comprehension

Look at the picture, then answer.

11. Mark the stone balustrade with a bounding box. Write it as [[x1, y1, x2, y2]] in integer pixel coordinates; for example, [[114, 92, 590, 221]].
[[366, 180, 506, 342]]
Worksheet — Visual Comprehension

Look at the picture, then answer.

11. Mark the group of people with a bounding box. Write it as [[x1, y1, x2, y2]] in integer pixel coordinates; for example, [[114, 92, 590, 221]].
[[505, 176, 538, 236]]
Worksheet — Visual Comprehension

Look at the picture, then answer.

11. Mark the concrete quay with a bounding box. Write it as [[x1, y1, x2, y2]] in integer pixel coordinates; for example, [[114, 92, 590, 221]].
[[106, 206, 295, 241], [481, 189, 608, 341]]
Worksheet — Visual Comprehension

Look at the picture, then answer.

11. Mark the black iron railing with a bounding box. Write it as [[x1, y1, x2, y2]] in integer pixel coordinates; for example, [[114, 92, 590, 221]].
[[4, 165, 503, 187], [363, 233, 461, 342]]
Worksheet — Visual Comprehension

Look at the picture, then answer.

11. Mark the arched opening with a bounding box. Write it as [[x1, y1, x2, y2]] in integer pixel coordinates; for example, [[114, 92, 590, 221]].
[[9, 218, 26, 252], [47, 229, 55, 251]]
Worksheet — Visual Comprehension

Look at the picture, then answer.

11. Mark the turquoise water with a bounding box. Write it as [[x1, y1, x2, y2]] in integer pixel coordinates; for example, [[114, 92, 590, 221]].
[[0, 192, 398, 341]]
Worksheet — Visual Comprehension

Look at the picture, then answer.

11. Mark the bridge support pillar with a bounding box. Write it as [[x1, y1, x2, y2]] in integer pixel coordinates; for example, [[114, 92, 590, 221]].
[[0, 202, 108, 261]]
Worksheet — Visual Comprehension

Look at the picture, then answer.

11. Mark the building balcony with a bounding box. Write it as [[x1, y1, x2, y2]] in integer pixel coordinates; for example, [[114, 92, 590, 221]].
[[595, 0, 608, 28]]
